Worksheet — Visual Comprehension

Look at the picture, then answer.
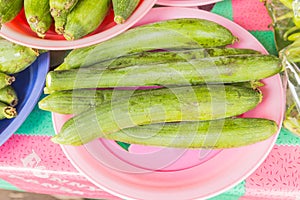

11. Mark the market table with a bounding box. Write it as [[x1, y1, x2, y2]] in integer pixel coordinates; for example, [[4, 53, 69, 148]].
[[0, 1, 299, 199]]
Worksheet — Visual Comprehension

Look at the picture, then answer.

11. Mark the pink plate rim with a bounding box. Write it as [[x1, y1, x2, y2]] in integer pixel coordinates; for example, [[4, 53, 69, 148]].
[[155, 0, 222, 7], [52, 7, 285, 200], [0, 0, 156, 50]]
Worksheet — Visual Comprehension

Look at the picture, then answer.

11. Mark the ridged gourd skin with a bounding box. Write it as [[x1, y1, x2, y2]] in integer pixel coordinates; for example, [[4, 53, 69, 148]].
[[0, 86, 18, 107], [55, 47, 261, 71], [63, 0, 111, 40], [0, 38, 38, 74], [45, 54, 281, 93], [24, 0, 53, 38], [39, 89, 150, 114], [0, 102, 16, 119], [112, 0, 140, 24], [39, 81, 263, 115], [58, 18, 237, 69], [104, 118, 278, 149], [0, 0, 23, 26], [51, 85, 262, 145], [0, 72, 15, 90], [49, 0, 79, 34]]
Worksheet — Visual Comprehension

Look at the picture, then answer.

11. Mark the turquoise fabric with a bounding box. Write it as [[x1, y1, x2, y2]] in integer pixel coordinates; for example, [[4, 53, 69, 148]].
[[15, 96, 55, 136], [250, 31, 278, 56], [208, 181, 245, 200], [276, 128, 300, 145], [211, 0, 233, 20], [0, 179, 22, 191]]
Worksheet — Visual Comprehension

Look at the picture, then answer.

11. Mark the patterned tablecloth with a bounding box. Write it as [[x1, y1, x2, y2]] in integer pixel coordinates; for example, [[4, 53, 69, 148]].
[[0, 1, 299, 199]]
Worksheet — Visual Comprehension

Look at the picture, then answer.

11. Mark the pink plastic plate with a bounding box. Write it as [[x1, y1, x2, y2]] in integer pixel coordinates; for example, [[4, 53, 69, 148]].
[[156, 0, 222, 7], [0, 0, 156, 50], [52, 7, 285, 200]]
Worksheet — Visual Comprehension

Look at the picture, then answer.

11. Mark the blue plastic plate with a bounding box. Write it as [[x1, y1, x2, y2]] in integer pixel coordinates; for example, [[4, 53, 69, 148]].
[[0, 52, 50, 146]]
